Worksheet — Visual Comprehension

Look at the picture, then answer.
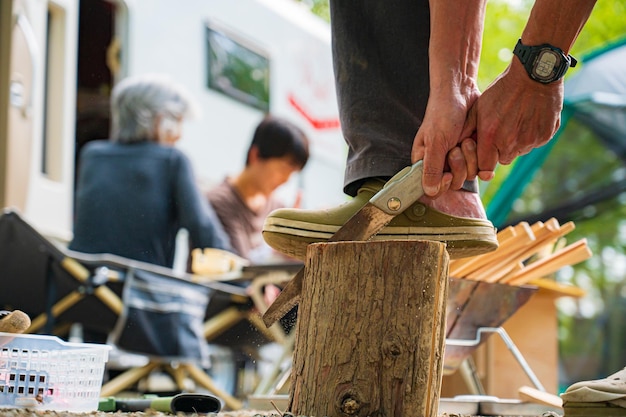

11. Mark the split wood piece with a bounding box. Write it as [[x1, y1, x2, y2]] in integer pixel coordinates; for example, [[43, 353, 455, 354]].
[[0, 311, 32, 350], [290, 240, 449, 417], [507, 261, 524, 278], [496, 224, 518, 242], [449, 223, 534, 278], [534, 240, 558, 261], [468, 221, 559, 283], [472, 221, 555, 282], [505, 239, 592, 286], [464, 222, 537, 282], [530, 278, 587, 298], [496, 221, 576, 284], [526, 218, 568, 254], [492, 218, 575, 283], [518, 385, 563, 408], [494, 220, 576, 268], [450, 226, 517, 277], [448, 224, 525, 277], [468, 219, 574, 283], [0, 310, 30, 334]]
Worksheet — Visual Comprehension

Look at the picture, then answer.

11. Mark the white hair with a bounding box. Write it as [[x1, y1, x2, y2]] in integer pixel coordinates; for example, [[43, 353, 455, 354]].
[[110, 73, 200, 143]]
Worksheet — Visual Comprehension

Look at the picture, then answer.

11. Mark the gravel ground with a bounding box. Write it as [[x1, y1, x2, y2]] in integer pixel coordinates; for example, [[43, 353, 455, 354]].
[[0, 410, 560, 417], [0, 410, 279, 417]]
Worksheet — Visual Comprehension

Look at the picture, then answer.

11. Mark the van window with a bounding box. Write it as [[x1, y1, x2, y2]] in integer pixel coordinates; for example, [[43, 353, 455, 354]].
[[205, 24, 270, 112]]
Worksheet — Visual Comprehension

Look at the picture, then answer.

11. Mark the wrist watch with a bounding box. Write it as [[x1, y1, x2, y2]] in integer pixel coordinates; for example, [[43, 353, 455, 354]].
[[513, 39, 577, 84]]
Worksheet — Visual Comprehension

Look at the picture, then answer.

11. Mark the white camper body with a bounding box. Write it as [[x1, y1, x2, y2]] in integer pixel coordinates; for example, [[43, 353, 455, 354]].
[[0, 0, 346, 243]]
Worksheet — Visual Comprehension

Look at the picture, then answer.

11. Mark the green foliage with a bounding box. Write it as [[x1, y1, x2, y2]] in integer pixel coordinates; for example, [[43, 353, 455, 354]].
[[309, 0, 330, 22], [300, 0, 626, 88], [478, 0, 531, 90], [478, 0, 626, 90], [573, 0, 626, 57]]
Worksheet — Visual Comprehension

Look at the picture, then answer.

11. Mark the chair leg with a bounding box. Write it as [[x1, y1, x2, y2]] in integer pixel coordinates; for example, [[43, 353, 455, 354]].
[[247, 311, 285, 344], [28, 292, 85, 333], [165, 364, 192, 391], [253, 332, 295, 396], [204, 306, 247, 341], [181, 363, 244, 410], [100, 362, 161, 397]]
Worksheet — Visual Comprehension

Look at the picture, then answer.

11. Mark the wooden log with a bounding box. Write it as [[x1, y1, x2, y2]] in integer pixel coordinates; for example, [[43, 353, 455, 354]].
[[289, 240, 449, 417]]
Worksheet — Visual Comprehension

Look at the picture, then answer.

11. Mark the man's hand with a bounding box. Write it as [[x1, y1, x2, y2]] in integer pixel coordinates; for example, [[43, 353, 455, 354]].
[[411, 88, 482, 198], [463, 57, 564, 174]]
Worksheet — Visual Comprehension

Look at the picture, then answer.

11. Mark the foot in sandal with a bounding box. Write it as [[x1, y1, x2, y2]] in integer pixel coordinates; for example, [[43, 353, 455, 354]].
[[263, 178, 498, 261]]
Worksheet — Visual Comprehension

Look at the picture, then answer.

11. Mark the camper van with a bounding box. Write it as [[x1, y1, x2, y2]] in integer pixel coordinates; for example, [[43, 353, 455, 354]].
[[0, 0, 346, 244]]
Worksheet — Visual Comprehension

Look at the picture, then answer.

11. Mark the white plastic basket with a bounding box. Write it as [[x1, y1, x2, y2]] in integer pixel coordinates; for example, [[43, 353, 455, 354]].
[[0, 332, 110, 412]]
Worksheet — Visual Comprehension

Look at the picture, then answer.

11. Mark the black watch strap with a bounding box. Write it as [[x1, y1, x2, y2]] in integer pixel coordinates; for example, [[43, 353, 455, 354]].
[[513, 39, 577, 83], [514, 39, 578, 67]]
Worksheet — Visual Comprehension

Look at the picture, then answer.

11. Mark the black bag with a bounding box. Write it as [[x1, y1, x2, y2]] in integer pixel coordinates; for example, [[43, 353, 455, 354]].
[[110, 269, 211, 367]]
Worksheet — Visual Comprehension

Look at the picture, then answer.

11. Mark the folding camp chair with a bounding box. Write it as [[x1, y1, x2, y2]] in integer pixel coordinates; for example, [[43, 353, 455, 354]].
[[0, 208, 124, 336], [0, 208, 251, 410], [96, 264, 247, 410]]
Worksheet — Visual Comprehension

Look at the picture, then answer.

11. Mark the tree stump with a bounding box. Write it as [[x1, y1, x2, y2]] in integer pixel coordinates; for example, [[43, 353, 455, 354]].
[[289, 240, 449, 417]]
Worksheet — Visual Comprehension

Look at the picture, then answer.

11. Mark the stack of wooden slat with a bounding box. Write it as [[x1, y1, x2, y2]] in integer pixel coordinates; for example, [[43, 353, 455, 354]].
[[449, 218, 592, 290]]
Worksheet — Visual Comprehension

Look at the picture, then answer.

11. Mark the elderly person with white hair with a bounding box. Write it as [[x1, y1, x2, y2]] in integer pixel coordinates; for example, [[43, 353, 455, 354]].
[[70, 73, 231, 267]]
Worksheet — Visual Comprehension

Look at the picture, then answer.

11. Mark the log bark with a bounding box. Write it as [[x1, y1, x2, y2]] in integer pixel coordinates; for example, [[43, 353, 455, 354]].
[[290, 240, 449, 417]]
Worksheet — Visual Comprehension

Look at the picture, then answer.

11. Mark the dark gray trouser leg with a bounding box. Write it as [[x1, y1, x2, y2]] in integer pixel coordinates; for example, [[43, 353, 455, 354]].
[[329, 0, 431, 196]]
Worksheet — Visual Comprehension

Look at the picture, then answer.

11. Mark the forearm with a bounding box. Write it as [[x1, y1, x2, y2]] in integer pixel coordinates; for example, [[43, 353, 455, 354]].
[[428, 0, 487, 96], [462, 0, 596, 177], [521, 0, 597, 52], [414, 0, 488, 194]]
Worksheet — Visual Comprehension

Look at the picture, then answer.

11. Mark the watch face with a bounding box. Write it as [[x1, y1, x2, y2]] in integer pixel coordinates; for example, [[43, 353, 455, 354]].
[[533, 50, 559, 81]]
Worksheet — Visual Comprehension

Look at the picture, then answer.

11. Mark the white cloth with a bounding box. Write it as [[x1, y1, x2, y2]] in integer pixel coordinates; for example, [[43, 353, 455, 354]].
[[561, 367, 626, 408]]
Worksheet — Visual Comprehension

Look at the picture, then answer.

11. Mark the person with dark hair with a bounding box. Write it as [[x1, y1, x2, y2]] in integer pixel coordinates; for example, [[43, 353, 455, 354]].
[[207, 115, 309, 262], [70, 73, 231, 268]]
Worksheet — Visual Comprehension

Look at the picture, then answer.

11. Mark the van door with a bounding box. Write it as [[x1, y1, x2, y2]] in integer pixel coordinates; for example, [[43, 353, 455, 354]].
[[0, 0, 36, 213], [75, 0, 124, 169], [0, 0, 79, 242]]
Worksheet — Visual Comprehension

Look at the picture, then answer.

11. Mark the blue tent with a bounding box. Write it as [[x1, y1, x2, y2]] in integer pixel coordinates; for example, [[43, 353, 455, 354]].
[[486, 38, 626, 227]]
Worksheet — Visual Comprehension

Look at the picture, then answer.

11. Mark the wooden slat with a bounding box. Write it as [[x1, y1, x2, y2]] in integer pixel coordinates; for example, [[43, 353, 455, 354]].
[[505, 239, 592, 286], [450, 223, 533, 278], [495, 221, 576, 283], [467, 220, 560, 282]]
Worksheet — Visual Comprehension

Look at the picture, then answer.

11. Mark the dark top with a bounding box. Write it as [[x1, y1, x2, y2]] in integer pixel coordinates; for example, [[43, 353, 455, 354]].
[[70, 140, 231, 267], [208, 178, 282, 260]]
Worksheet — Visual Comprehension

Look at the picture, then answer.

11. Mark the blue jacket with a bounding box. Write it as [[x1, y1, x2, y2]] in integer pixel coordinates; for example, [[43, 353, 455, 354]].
[[70, 140, 231, 267]]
